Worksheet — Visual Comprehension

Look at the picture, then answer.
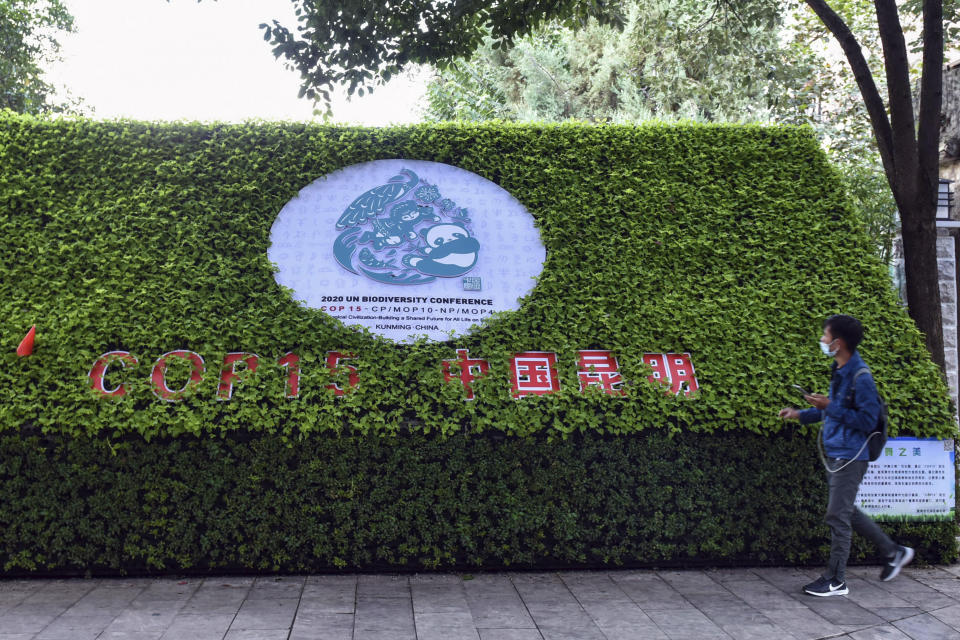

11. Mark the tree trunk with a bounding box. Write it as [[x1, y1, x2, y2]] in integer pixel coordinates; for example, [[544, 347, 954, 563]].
[[805, 0, 946, 374], [908, 0, 946, 373], [900, 200, 946, 372]]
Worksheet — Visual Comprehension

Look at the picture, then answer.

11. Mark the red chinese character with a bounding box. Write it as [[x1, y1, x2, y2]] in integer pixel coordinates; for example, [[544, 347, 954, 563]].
[[576, 350, 624, 395], [510, 352, 560, 398], [643, 353, 670, 388], [643, 353, 699, 396], [665, 352, 699, 396], [326, 351, 358, 396], [442, 349, 490, 400]]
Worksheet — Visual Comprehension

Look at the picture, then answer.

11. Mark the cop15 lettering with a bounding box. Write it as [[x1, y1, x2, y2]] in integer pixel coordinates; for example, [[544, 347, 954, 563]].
[[88, 349, 699, 402]]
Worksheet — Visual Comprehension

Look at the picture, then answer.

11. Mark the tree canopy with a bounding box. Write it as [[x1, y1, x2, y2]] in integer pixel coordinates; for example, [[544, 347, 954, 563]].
[[260, 0, 787, 103], [257, 0, 957, 369], [418, 1, 916, 265], [0, 0, 76, 114], [423, 1, 801, 125]]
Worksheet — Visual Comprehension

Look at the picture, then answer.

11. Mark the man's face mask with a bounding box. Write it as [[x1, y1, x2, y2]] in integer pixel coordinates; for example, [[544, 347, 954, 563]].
[[820, 338, 839, 357]]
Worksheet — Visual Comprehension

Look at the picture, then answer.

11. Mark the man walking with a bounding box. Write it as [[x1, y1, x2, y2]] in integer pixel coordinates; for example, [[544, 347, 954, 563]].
[[779, 314, 913, 596]]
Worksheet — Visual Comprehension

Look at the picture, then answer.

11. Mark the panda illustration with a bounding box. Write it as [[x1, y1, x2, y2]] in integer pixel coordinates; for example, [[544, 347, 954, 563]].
[[357, 201, 439, 250], [402, 224, 479, 277]]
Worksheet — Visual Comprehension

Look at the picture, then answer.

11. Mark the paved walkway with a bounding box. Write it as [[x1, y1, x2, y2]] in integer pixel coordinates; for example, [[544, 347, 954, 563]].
[[2, 565, 960, 640]]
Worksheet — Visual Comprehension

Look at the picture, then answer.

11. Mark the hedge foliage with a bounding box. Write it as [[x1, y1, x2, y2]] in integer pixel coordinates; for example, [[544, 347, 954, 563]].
[[0, 112, 953, 441], [1, 431, 954, 574], [1, 113, 955, 573]]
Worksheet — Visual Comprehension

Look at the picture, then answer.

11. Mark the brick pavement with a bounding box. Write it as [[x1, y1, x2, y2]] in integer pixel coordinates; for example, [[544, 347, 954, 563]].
[[2, 564, 960, 640]]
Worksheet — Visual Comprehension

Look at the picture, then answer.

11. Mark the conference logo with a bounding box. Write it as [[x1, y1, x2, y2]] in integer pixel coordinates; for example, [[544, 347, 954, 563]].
[[332, 168, 480, 285], [269, 160, 545, 342]]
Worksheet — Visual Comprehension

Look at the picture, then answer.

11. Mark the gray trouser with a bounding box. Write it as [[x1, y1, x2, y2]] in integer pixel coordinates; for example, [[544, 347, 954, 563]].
[[824, 459, 898, 582]]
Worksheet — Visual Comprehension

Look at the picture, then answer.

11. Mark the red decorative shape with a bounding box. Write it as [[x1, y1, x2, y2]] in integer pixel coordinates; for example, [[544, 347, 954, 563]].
[[16, 325, 35, 357]]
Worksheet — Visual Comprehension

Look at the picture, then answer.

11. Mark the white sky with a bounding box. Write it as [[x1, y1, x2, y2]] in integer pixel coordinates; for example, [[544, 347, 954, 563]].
[[46, 0, 428, 125]]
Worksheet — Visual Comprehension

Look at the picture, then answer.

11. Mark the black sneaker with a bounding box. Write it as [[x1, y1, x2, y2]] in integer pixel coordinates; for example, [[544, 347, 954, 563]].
[[880, 546, 914, 582], [803, 576, 848, 597]]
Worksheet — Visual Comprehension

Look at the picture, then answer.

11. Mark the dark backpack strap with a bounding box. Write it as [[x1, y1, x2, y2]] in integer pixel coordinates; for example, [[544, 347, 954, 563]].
[[845, 367, 870, 409]]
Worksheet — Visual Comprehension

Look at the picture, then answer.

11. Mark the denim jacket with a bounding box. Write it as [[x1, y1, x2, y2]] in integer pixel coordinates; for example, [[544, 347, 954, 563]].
[[798, 350, 880, 461]]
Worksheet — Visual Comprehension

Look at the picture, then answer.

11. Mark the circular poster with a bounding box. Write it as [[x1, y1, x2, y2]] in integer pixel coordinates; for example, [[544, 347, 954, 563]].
[[268, 159, 546, 342]]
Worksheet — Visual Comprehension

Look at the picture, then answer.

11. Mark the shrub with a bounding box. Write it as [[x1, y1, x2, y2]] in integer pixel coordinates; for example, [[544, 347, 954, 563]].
[[0, 113, 953, 572]]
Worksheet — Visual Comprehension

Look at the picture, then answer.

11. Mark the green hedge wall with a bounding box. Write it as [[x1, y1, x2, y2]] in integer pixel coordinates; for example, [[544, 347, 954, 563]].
[[0, 113, 953, 440], [1, 431, 955, 574], [0, 113, 955, 572]]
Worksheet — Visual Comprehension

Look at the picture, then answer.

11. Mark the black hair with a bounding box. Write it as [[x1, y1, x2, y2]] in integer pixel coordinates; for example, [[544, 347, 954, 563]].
[[824, 314, 863, 351]]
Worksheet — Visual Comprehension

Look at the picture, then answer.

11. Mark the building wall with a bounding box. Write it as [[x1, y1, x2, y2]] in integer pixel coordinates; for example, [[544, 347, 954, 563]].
[[943, 60, 960, 185], [939, 235, 959, 412], [940, 61, 960, 168], [940, 63, 960, 415], [892, 234, 958, 416]]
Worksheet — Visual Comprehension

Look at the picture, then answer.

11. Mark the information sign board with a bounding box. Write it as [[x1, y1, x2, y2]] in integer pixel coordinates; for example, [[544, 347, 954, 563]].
[[856, 437, 955, 521]]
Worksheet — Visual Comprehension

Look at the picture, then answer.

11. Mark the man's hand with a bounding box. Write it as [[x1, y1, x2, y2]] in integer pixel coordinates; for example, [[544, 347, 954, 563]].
[[779, 407, 801, 420], [805, 393, 830, 410]]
